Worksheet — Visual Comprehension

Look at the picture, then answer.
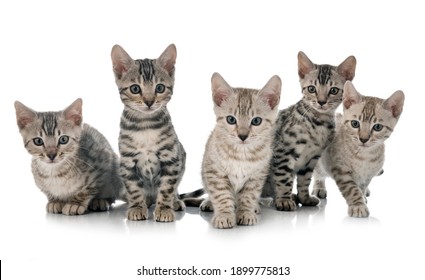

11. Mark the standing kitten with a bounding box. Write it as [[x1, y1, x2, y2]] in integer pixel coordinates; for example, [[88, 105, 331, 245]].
[[15, 99, 124, 215], [111, 44, 195, 222], [265, 51, 356, 211], [313, 81, 404, 217], [201, 73, 281, 229]]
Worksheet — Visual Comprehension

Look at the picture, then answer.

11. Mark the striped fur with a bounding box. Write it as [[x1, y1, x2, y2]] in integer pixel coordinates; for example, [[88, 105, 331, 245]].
[[15, 99, 124, 215], [263, 51, 356, 211], [313, 81, 405, 217], [111, 44, 200, 222], [201, 73, 281, 229]]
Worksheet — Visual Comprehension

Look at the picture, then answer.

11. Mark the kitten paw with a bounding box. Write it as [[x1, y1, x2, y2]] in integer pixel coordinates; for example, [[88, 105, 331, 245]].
[[127, 206, 148, 221], [236, 210, 258, 226], [200, 199, 214, 212], [212, 213, 236, 229], [62, 203, 87, 215], [299, 195, 320, 206], [89, 199, 111, 212], [348, 204, 369, 218], [46, 202, 64, 214], [173, 199, 186, 211], [275, 198, 297, 211], [154, 207, 175, 222], [312, 188, 327, 199]]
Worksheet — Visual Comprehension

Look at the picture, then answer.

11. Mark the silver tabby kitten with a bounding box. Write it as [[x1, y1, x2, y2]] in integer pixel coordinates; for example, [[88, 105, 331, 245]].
[[313, 81, 405, 217], [264, 51, 356, 211], [201, 72, 281, 229], [111, 44, 198, 222], [15, 98, 124, 215]]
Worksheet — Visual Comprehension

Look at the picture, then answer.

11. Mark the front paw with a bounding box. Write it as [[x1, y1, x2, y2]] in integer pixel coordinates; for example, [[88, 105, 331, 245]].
[[62, 203, 87, 215], [275, 197, 297, 211], [46, 202, 64, 214], [212, 212, 236, 229], [127, 206, 148, 221], [237, 210, 258, 226], [348, 204, 369, 218], [312, 188, 327, 199], [200, 199, 213, 212], [299, 195, 320, 206], [89, 199, 111, 212], [173, 199, 185, 211], [154, 206, 175, 222]]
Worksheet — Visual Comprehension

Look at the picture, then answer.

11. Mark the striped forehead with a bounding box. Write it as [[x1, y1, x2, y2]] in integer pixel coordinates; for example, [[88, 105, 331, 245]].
[[235, 88, 255, 116], [135, 59, 155, 82], [40, 112, 58, 136], [316, 65, 335, 85], [360, 97, 380, 122]]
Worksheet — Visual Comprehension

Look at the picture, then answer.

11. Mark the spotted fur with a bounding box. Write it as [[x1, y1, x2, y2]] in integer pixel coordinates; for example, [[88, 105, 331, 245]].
[[200, 73, 281, 229], [313, 81, 404, 217], [111, 44, 202, 222], [15, 99, 124, 215], [263, 51, 356, 211]]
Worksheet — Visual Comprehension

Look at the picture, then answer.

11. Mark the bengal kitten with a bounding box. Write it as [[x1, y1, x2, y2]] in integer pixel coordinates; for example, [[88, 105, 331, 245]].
[[201, 72, 281, 229], [313, 81, 404, 217]]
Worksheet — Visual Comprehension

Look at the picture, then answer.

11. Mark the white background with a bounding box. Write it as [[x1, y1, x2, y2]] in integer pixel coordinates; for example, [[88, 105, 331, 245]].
[[1, 0, 424, 279]]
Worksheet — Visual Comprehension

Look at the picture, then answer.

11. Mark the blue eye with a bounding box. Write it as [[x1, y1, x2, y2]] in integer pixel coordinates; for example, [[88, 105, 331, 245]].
[[373, 124, 383, 131], [33, 137, 44, 146], [251, 117, 262, 126], [58, 135, 69, 145], [351, 120, 360, 128], [130, 84, 141, 94], [226, 116, 237, 125], [155, 84, 166, 93], [307, 86, 316, 93]]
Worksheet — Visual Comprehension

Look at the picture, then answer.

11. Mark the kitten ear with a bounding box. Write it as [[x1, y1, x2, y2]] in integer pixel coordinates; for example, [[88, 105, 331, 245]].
[[211, 72, 233, 107], [259, 75, 281, 109], [158, 44, 177, 76], [14, 101, 37, 130], [343, 81, 362, 109], [111, 44, 134, 79], [383, 90, 405, 118], [337, 55, 356, 81], [298, 51, 315, 79], [63, 98, 83, 126]]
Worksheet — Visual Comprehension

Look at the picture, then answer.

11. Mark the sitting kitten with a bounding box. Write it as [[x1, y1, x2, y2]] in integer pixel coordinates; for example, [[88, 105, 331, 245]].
[[264, 51, 356, 211], [111, 44, 202, 222], [201, 72, 281, 229], [313, 81, 405, 217], [15, 98, 124, 215]]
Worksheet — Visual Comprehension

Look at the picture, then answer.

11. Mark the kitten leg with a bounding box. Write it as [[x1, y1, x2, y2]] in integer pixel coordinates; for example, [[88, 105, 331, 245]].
[[236, 178, 263, 226], [207, 179, 236, 229], [312, 179, 327, 199], [295, 156, 320, 206], [272, 157, 297, 211], [333, 168, 369, 218], [62, 191, 93, 215]]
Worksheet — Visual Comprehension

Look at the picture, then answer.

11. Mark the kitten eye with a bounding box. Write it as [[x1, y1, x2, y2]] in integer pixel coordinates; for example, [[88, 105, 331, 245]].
[[251, 117, 262, 126], [129, 84, 141, 94], [58, 135, 69, 145], [307, 86, 316, 94], [33, 137, 44, 146], [329, 87, 340, 95], [351, 120, 360, 128], [226, 116, 237, 125], [155, 83, 166, 94], [373, 124, 383, 131]]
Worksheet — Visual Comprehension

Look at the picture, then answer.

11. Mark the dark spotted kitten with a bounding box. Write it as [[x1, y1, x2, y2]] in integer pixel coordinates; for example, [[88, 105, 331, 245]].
[[264, 51, 356, 211], [15, 99, 124, 215], [313, 81, 404, 217], [111, 44, 200, 222], [201, 72, 281, 229]]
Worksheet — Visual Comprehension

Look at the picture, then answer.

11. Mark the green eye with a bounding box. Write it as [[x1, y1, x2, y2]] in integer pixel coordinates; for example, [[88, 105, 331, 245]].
[[226, 116, 237, 125], [251, 117, 262, 126], [130, 84, 141, 94], [58, 135, 69, 145], [307, 86, 316, 93], [329, 87, 340, 95], [155, 84, 166, 93], [351, 120, 360, 128], [33, 137, 44, 146], [373, 124, 383, 131]]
